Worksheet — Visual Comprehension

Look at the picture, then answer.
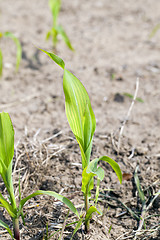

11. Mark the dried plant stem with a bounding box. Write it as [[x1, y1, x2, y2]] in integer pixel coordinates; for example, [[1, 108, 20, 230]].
[[117, 77, 139, 153]]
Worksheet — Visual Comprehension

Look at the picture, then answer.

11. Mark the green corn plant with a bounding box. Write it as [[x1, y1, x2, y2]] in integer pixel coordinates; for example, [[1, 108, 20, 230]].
[[0, 32, 22, 76], [46, 0, 74, 51], [40, 49, 122, 234], [0, 112, 79, 240]]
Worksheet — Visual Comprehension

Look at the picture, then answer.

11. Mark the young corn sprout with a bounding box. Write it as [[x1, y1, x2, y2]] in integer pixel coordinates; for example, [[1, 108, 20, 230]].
[[46, 0, 74, 51], [0, 32, 22, 76], [40, 49, 122, 235], [0, 112, 79, 240]]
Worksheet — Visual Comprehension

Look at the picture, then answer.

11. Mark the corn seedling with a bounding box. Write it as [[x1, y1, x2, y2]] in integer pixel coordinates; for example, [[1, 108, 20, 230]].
[[46, 0, 74, 51], [40, 49, 122, 235], [0, 112, 79, 240], [0, 32, 22, 76]]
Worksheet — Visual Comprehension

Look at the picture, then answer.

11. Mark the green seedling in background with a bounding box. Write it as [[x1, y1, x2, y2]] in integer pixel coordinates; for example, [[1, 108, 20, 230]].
[[46, 0, 74, 51], [0, 32, 22, 76], [0, 112, 79, 240], [149, 23, 160, 39], [40, 49, 122, 235], [123, 92, 144, 103]]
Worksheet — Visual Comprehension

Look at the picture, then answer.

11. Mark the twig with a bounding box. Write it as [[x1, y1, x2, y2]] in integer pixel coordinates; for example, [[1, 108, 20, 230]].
[[117, 77, 139, 153]]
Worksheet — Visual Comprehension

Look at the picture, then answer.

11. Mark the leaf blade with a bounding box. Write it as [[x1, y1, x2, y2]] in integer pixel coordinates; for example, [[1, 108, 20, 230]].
[[39, 49, 65, 69], [87, 156, 122, 184], [0, 219, 13, 239], [63, 69, 96, 168], [56, 25, 74, 51], [0, 112, 14, 172], [19, 190, 79, 218]]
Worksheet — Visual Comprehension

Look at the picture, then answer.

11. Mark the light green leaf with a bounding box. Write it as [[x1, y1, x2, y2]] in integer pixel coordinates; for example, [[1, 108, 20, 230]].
[[4, 32, 22, 71], [87, 156, 122, 184], [0, 219, 13, 239], [63, 69, 96, 168], [81, 161, 104, 196], [39, 49, 65, 69], [56, 25, 74, 51], [46, 30, 51, 41], [0, 49, 3, 76], [81, 167, 94, 195], [49, 0, 61, 27], [40, 50, 96, 169], [19, 190, 79, 218], [0, 112, 14, 173], [0, 194, 16, 218], [85, 206, 101, 222]]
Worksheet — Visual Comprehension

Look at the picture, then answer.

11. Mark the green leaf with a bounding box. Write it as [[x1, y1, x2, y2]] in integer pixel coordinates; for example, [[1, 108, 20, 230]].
[[0, 112, 14, 173], [39, 49, 65, 69], [85, 206, 101, 222], [70, 218, 83, 240], [0, 48, 3, 76], [81, 160, 104, 196], [87, 156, 122, 184], [0, 219, 13, 239], [46, 30, 51, 41], [40, 50, 96, 169], [4, 32, 22, 71], [63, 69, 96, 168], [0, 193, 16, 218], [56, 25, 74, 51], [49, 0, 61, 27], [134, 166, 145, 204], [81, 167, 94, 195], [19, 190, 79, 218]]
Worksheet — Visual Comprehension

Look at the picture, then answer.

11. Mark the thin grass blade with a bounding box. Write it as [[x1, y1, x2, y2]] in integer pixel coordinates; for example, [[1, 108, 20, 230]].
[[134, 166, 145, 204], [0, 219, 13, 239], [70, 218, 83, 240]]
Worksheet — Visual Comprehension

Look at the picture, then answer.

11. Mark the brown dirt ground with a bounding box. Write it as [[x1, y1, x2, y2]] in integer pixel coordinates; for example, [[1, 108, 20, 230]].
[[0, 0, 160, 239]]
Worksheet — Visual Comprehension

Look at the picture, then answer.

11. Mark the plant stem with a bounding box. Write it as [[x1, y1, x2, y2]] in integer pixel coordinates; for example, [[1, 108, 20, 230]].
[[13, 218, 20, 240], [84, 184, 90, 233]]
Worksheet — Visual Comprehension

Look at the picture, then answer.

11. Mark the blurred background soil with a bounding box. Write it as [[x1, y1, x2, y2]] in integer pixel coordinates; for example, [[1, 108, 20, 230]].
[[0, 0, 159, 239]]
